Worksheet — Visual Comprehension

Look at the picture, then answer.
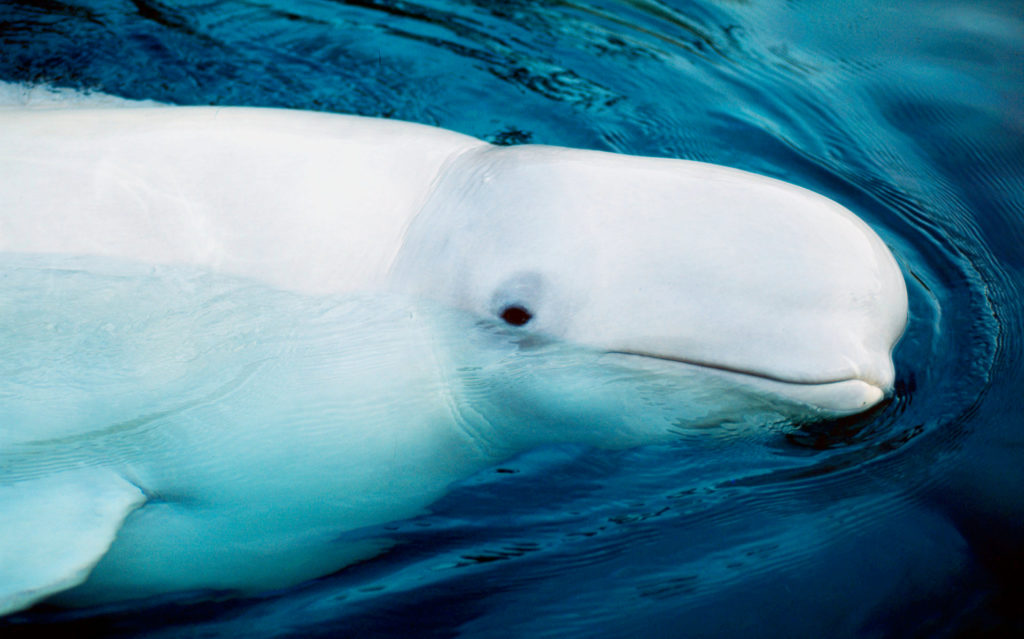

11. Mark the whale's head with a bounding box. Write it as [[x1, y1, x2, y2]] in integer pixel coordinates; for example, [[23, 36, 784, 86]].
[[389, 145, 907, 434]]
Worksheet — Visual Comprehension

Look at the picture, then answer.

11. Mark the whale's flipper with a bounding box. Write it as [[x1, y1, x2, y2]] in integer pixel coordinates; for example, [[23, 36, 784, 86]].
[[0, 468, 145, 615]]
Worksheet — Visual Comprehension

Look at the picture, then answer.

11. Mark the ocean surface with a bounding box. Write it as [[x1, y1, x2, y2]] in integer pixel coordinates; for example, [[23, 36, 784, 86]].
[[1, 0, 1022, 636]]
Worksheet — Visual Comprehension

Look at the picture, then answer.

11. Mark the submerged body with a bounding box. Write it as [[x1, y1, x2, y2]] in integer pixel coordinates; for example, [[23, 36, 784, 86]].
[[0, 105, 906, 613]]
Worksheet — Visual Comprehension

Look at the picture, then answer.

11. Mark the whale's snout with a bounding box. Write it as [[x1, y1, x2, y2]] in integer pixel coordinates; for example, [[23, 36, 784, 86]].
[[590, 169, 907, 415]]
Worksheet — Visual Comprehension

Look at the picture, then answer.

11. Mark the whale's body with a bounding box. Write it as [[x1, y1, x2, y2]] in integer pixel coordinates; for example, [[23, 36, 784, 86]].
[[0, 105, 907, 614]]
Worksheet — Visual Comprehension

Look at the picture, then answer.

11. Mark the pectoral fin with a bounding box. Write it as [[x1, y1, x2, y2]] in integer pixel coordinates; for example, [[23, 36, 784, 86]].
[[0, 468, 145, 615]]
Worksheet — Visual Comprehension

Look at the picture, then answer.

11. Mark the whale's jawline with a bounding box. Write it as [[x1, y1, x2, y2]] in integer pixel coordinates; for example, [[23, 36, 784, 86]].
[[604, 350, 868, 388], [604, 350, 888, 415]]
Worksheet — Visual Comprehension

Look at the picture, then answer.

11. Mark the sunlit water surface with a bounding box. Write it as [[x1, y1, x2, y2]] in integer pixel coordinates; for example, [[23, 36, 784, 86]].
[[1, 0, 1022, 636]]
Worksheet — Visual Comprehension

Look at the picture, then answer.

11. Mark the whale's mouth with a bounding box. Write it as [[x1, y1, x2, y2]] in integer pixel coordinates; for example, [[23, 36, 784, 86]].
[[604, 350, 887, 415], [605, 350, 857, 386]]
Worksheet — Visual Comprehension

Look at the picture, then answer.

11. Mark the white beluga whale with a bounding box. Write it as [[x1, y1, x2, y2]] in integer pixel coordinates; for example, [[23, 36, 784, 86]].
[[0, 102, 907, 615]]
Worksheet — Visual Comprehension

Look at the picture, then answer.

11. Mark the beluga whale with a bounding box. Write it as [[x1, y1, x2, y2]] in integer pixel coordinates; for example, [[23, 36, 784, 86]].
[[0, 98, 907, 615]]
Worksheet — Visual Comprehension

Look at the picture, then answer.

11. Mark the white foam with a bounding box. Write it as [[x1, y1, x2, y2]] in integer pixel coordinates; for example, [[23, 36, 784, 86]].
[[0, 81, 164, 109]]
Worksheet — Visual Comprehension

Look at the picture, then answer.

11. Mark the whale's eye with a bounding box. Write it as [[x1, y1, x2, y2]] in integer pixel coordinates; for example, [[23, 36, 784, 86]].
[[500, 305, 532, 326]]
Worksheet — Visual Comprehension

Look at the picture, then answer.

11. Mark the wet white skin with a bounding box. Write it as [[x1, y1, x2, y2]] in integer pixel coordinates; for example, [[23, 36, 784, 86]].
[[0, 105, 907, 613]]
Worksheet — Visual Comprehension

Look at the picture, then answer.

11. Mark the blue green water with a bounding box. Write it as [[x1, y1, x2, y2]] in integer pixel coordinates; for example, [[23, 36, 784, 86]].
[[1, 0, 1022, 636]]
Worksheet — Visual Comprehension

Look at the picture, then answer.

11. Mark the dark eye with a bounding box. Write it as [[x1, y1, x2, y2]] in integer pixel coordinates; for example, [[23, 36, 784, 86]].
[[500, 305, 532, 326]]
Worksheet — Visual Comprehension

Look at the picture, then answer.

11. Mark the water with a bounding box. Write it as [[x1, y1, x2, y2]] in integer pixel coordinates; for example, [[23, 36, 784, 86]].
[[1, 0, 1021, 636]]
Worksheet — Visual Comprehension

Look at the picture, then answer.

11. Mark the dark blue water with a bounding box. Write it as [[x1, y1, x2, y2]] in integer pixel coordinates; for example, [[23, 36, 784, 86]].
[[1, 0, 1022, 636]]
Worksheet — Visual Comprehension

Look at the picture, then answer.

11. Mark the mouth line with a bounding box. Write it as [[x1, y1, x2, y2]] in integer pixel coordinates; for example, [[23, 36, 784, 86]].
[[604, 350, 861, 388]]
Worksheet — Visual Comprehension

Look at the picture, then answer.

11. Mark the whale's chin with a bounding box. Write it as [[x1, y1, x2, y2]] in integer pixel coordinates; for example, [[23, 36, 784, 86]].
[[604, 351, 888, 416]]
